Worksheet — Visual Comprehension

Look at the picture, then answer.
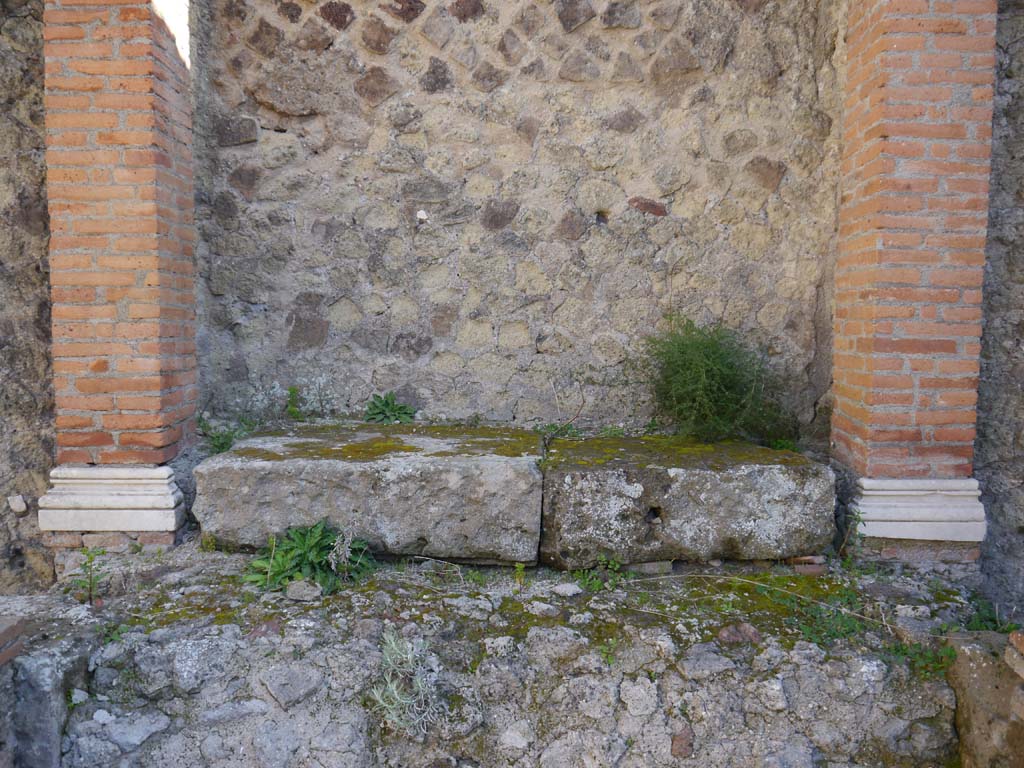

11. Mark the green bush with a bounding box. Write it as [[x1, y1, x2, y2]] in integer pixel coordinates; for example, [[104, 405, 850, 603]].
[[888, 642, 956, 678], [365, 392, 416, 424], [643, 317, 795, 443], [964, 597, 1020, 633], [244, 521, 375, 594], [197, 414, 257, 454]]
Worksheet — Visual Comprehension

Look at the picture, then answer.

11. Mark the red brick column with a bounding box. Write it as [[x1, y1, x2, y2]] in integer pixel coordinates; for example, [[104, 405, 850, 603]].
[[39, 0, 195, 543], [834, 0, 996, 541]]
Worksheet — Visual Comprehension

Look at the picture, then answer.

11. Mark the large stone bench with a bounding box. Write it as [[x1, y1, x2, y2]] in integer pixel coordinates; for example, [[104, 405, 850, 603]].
[[192, 424, 836, 567], [192, 424, 544, 564]]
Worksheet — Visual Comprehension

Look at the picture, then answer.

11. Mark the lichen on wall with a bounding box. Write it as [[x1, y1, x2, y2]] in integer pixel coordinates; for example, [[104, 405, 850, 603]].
[[978, 0, 1024, 612], [192, 0, 845, 431], [0, 0, 54, 592]]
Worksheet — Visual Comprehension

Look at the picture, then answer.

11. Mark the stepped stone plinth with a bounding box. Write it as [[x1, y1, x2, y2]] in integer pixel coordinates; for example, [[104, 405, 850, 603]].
[[193, 424, 545, 564], [193, 425, 836, 568]]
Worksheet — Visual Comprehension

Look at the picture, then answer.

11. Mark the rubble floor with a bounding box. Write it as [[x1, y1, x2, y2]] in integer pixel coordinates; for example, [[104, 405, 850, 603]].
[[0, 541, 990, 768]]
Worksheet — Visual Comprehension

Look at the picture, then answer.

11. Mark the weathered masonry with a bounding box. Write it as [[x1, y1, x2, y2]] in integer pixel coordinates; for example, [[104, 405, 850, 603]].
[[14, 0, 1012, 577]]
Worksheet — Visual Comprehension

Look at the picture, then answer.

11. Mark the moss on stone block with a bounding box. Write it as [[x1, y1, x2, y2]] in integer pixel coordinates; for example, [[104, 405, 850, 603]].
[[241, 421, 542, 461], [545, 434, 812, 471]]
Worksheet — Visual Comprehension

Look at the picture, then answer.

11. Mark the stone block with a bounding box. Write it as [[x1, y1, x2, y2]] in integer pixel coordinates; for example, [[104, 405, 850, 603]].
[[449, 0, 483, 22], [0, 618, 25, 648], [194, 424, 544, 564], [361, 17, 397, 54], [1010, 630, 1024, 657], [1011, 684, 1024, 721], [555, 0, 596, 32], [11, 638, 93, 768], [42, 532, 82, 549], [539, 437, 835, 569], [0, 639, 23, 668], [81, 533, 132, 552], [213, 115, 258, 146], [319, 2, 355, 30], [354, 67, 400, 106], [948, 632, 1024, 767], [629, 560, 673, 575], [1005, 645, 1024, 680]]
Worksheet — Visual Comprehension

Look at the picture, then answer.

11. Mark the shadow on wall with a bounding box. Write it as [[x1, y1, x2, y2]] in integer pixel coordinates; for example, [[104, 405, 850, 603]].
[[0, 0, 54, 593], [978, 0, 1024, 614]]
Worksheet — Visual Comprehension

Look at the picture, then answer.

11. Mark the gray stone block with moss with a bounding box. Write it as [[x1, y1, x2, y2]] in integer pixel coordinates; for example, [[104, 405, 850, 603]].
[[192, 424, 545, 563], [540, 437, 835, 569], [194, 425, 835, 568]]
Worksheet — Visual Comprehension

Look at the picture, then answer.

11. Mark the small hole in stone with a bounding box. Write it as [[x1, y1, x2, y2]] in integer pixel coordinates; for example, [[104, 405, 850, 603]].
[[646, 506, 662, 523], [595, 210, 609, 224]]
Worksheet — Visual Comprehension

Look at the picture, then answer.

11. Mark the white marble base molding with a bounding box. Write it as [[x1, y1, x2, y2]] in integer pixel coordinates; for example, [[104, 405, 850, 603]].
[[852, 477, 987, 542], [39, 466, 185, 532]]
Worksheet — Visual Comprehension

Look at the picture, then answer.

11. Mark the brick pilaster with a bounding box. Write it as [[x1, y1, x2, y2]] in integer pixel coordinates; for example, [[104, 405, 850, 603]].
[[833, 0, 997, 481], [43, 0, 196, 466]]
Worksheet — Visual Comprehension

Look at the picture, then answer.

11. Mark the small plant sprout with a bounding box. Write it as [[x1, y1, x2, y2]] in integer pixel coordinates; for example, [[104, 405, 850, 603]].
[[365, 392, 416, 424], [599, 638, 618, 666], [103, 623, 129, 644], [71, 547, 106, 606], [513, 562, 527, 591], [573, 554, 624, 593], [286, 386, 305, 421], [368, 627, 444, 739], [197, 415, 246, 454]]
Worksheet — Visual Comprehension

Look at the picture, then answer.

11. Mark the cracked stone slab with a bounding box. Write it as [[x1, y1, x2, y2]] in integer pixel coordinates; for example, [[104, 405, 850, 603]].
[[193, 424, 544, 564], [260, 662, 324, 709], [539, 437, 835, 569]]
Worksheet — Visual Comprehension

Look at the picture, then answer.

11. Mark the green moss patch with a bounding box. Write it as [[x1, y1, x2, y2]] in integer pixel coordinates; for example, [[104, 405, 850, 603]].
[[234, 422, 542, 461], [232, 423, 807, 469], [284, 437, 422, 461], [545, 434, 811, 470]]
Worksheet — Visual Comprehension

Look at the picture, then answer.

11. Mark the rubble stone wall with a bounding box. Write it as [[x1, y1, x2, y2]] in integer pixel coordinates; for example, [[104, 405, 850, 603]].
[[191, 0, 846, 430], [0, 0, 54, 593], [978, 0, 1024, 611]]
